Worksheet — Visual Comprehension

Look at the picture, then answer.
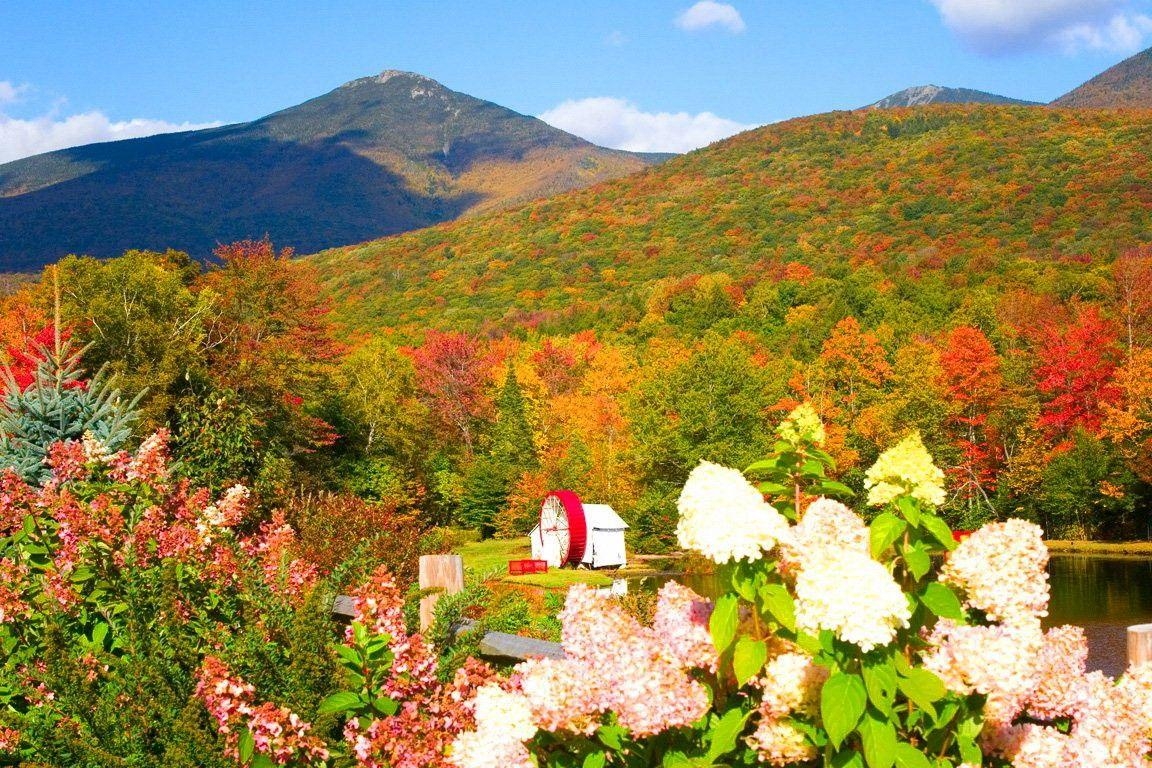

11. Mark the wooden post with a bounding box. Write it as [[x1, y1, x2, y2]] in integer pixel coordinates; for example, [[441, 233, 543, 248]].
[[1127, 623, 1152, 666], [419, 554, 464, 631]]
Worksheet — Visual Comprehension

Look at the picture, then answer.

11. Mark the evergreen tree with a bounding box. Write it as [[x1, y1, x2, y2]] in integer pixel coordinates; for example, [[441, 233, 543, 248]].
[[458, 369, 537, 536], [0, 332, 142, 483]]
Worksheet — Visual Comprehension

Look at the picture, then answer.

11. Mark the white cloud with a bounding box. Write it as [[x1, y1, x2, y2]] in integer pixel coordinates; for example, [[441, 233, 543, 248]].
[[929, 0, 1152, 53], [675, 1, 746, 33], [539, 97, 757, 153], [0, 81, 28, 104], [0, 109, 221, 164], [1053, 11, 1152, 50]]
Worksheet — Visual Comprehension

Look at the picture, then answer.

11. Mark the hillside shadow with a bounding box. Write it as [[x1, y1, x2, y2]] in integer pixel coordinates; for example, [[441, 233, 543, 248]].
[[0, 132, 483, 269]]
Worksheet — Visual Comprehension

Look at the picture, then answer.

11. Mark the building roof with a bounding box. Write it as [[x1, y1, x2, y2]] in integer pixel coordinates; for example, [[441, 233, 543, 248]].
[[583, 503, 628, 531]]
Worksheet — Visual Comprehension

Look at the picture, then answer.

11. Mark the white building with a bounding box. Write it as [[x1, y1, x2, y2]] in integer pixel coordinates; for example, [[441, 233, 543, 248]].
[[530, 493, 628, 569]]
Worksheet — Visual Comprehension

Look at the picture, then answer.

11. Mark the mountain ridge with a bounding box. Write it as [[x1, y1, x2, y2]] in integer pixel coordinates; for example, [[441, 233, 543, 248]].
[[1051, 46, 1152, 108], [0, 70, 666, 271]]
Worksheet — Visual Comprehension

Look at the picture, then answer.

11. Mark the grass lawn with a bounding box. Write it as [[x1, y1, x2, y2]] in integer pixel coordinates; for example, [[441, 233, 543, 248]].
[[453, 537, 667, 589]]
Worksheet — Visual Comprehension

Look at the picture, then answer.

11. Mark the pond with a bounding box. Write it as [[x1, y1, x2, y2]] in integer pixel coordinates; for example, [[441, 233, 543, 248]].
[[632, 554, 1152, 676], [1047, 554, 1152, 627]]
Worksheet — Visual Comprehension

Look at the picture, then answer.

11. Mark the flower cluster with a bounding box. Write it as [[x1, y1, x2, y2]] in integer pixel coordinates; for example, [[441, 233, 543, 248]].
[[864, 431, 947, 507], [247, 702, 330, 765], [242, 511, 320, 603], [940, 518, 1049, 623], [448, 684, 536, 768], [676, 460, 790, 564], [450, 583, 716, 767], [0, 558, 29, 623], [793, 547, 911, 652], [343, 566, 437, 700], [922, 517, 1152, 766], [777, 497, 869, 574], [196, 656, 328, 765], [776, 402, 826, 447], [346, 659, 496, 768], [651, 580, 717, 672]]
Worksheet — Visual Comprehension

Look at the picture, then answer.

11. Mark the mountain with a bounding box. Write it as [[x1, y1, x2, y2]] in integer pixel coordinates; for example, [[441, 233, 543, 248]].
[[866, 85, 1040, 109], [310, 105, 1152, 335], [0, 71, 667, 271], [1051, 46, 1152, 108]]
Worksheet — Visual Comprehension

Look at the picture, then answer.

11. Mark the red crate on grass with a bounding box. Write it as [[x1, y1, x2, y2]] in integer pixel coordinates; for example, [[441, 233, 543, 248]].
[[508, 559, 549, 575]]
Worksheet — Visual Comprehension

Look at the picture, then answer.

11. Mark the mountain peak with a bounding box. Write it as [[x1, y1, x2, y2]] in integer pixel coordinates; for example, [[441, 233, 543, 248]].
[[341, 69, 442, 90], [866, 85, 1039, 110]]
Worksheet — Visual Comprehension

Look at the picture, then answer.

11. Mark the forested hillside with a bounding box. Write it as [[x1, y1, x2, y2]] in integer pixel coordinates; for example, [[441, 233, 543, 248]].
[[313, 106, 1152, 334]]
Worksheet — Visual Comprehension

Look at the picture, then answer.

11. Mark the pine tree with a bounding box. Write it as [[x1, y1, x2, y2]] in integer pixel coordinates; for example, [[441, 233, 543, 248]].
[[458, 369, 537, 536], [0, 330, 141, 484]]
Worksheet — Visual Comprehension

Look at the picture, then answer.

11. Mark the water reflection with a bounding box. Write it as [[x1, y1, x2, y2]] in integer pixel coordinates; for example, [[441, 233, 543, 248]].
[[1047, 555, 1152, 627], [633, 555, 1152, 628]]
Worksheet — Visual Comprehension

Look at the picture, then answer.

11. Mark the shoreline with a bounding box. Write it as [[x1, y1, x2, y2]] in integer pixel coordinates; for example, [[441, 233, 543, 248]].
[[1046, 540, 1152, 556]]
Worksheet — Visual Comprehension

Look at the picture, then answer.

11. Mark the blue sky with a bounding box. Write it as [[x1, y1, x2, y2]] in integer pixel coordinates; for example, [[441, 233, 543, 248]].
[[2, 0, 1151, 161]]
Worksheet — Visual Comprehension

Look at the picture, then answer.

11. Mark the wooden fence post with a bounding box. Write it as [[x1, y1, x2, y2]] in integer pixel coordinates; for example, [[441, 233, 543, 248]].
[[419, 554, 464, 631], [1128, 623, 1152, 666]]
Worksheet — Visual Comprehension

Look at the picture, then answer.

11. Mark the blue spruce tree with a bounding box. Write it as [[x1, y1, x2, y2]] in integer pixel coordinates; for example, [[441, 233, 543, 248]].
[[0, 331, 142, 484]]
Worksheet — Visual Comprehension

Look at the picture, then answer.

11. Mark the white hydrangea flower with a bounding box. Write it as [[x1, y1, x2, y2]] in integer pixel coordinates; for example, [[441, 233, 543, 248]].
[[941, 518, 1049, 624], [864, 432, 946, 507], [471, 684, 537, 741], [778, 497, 869, 573], [676, 461, 791, 564], [794, 548, 911, 652]]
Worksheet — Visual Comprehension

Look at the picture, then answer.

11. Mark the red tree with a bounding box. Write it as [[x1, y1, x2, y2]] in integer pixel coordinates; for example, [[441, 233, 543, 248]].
[[1035, 306, 1122, 438], [408, 331, 495, 455], [939, 326, 1004, 502]]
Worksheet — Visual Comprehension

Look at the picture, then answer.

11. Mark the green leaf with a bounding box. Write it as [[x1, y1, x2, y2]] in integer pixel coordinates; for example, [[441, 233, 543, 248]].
[[817, 479, 855, 498], [821, 672, 867, 749], [919, 583, 965, 621], [892, 743, 932, 768], [831, 751, 865, 768], [921, 514, 957, 551], [896, 497, 921, 527], [91, 622, 110, 648], [251, 755, 275, 768], [903, 545, 931, 581], [583, 753, 607, 768], [238, 729, 255, 763], [709, 594, 739, 654], [706, 708, 752, 761], [869, 512, 907, 559], [958, 735, 981, 765], [318, 691, 364, 715], [801, 458, 827, 477], [597, 724, 627, 750], [372, 696, 398, 715], [756, 481, 790, 496], [744, 458, 779, 473], [759, 583, 796, 632], [897, 669, 945, 720], [334, 644, 364, 670], [858, 711, 897, 768], [733, 638, 768, 687], [862, 657, 898, 715]]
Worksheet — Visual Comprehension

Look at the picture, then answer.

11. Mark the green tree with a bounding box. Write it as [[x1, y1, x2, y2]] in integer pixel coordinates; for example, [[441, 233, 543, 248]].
[[50, 250, 210, 429], [459, 369, 537, 536], [0, 335, 141, 483]]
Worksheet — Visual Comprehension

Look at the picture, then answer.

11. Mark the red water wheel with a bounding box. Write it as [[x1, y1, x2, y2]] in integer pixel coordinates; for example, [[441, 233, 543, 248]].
[[539, 490, 588, 566]]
